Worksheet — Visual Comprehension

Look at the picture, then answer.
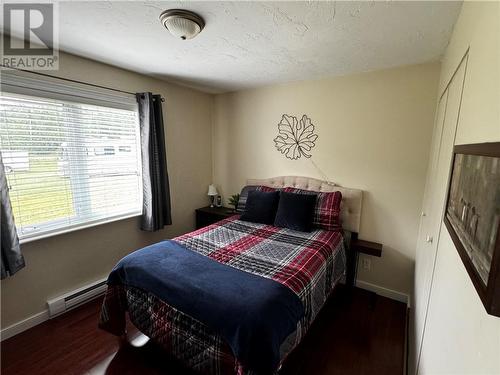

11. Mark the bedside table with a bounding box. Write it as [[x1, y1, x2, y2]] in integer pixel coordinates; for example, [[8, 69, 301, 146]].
[[351, 238, 383, 257], [195, 206, 237, 229], [346, 234, 383, 286]]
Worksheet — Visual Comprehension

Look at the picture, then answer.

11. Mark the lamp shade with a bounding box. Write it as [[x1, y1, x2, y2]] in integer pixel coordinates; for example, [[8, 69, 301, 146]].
[[207, 184, 218, 196]]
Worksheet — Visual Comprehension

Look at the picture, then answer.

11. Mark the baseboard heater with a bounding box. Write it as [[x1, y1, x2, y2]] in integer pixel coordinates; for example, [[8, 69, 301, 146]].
[[47, 278, 108, 317]]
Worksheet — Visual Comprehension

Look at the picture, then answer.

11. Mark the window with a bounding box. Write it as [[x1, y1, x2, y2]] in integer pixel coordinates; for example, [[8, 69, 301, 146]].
[[0, 71, 142, 242]]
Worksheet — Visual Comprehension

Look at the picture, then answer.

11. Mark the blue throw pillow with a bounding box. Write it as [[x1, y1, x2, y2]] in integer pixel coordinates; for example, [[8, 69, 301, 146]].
[[240, 190, 280, 225], [274, 191, 317, 232]]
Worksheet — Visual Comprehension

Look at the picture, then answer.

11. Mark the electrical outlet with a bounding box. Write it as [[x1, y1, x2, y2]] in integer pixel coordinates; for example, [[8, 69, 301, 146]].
[[362, 258, 371, 271]]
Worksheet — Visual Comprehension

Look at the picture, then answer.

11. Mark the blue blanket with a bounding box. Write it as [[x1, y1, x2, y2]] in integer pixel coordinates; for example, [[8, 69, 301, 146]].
[[107, 240, 304, 373]]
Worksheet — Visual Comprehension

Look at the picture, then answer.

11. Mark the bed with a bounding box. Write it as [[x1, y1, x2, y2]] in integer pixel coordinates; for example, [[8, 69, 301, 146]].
[[99, 176, 363, 375]]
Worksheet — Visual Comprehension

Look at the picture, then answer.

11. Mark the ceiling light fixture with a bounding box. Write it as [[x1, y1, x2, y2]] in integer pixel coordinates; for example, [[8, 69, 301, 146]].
[[159, 9, 205, 40]]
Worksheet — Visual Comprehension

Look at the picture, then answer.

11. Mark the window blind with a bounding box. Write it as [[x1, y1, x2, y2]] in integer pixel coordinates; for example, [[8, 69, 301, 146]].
[[0, 73, 142, 242]]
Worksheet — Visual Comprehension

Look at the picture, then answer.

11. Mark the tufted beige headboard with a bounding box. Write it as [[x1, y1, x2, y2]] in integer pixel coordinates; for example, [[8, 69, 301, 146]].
[[246, 176, 363, 233]]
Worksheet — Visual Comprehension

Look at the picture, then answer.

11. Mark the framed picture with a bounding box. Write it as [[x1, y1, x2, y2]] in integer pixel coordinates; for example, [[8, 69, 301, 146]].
[[444, 142, 500, 317]]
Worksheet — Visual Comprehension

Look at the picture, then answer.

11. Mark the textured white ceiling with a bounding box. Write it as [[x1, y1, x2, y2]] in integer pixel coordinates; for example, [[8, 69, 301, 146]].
[[9, 1, 463, 93]]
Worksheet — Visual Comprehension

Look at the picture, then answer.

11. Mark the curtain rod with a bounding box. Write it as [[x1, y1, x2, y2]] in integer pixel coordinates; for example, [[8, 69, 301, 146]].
[[2, 67, 165, 102]]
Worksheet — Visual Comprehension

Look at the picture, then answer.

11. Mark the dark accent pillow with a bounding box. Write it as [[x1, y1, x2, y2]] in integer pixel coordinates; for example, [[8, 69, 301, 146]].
[[237, 185, 279, 213], [283, 187, 343, 231], [274, 191, 317, 232], [240, 190, 280, 225]]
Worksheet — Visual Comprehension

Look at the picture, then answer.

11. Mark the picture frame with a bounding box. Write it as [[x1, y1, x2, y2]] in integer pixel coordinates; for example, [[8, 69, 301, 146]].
[[444, 142, 500, 317]]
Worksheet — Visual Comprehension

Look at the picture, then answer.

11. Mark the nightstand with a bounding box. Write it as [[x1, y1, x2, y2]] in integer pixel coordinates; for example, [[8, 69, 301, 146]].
[[346, 234, 383, 286], [351, 238, 383, 257], [195, 206, 236, 229]]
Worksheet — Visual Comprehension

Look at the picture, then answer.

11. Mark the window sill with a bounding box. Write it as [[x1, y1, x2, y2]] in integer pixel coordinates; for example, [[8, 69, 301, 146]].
[[19, 212, 142, 245]]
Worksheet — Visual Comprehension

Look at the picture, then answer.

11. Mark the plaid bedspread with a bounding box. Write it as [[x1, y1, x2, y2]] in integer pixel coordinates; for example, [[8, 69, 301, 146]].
[[99, 217, 346, 374]]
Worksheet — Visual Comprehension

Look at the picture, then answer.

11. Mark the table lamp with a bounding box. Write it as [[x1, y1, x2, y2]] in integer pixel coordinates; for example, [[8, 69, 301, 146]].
[[207, 184, 218, 207]]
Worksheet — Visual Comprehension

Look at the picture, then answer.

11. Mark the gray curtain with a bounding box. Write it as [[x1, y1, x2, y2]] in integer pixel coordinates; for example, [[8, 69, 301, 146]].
[[1, 155, 25, 279], [136, 93, 172, 231]]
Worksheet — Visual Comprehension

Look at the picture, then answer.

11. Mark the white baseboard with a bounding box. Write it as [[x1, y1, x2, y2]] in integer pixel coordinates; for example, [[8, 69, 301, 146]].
[[356, 280, 410, 307], [1, 310, 49, 341], [2, 277, 107, 341]]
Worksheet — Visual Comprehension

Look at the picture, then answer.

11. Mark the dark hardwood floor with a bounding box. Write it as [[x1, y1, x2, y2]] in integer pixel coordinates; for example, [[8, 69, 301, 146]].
[[1, 287, 407, 375]]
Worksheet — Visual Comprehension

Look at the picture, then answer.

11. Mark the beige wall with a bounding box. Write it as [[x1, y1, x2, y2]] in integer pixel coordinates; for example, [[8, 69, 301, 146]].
[[0, 52, 214, 328], [418, 2, 500, 374], [213, 63, 441, 296]]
